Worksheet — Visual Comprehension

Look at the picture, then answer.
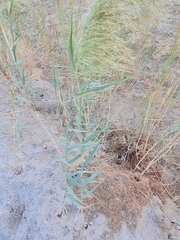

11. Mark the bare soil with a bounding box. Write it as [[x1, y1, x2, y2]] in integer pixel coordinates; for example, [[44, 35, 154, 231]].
[[0, 0, 180, 240]]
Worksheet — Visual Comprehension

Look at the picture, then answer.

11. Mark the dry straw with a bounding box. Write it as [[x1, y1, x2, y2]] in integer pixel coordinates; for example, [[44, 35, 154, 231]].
[[74, 0, 165, 78]]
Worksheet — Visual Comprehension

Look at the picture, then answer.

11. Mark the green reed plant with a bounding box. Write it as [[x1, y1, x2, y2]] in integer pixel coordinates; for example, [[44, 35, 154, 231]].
[[2, 0, 177, 207], [56, 0, 168, 205]]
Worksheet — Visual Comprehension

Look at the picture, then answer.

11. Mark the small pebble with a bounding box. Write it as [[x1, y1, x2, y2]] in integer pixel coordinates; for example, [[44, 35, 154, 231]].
[[65, 226, 70, 231], [101, 145, 106, 151], [89, 222, 93, 226], [168, 233, 173, 239], [105, 148, 109, 153], [49, 190, 53, 195], [57, 213, 62, 218], [116, 160, 122, 165], [101, 152, 106, 158], [164, 220, 171, 230], [92, 214, 98, 219], [74, 225, 81, 232]]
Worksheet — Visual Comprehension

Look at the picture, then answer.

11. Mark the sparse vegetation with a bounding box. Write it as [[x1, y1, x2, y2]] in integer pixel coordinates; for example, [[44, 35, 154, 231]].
[[0, 0, 180, 223]]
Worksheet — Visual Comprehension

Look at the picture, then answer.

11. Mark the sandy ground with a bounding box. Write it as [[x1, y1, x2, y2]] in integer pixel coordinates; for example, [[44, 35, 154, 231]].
[[0, 78, 180, 240], [0, 0, 180, 239]]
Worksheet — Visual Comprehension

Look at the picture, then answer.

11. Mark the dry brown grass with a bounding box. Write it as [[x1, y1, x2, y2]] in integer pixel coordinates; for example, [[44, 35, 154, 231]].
[[0, 0, 179, 225]]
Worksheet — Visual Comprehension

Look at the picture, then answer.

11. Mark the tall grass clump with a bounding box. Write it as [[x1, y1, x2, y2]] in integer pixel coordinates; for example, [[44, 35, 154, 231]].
[[58, 7, 129, 205], [136, 35, 180, 175], [2, 0, 178, 207], [0, 0, 26, 86], [74, 0, 165, 79], [57, 0, 168, 205]]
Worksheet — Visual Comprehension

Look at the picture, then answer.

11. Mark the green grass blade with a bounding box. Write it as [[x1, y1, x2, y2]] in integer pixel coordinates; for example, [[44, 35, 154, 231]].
[[81, 185, 98, 199], [21, 68, 25, 85], [66, 184, 82, 205], [81, 169, 102, 185], [76, 77, 128, 96], [68, 153, 81, 165], [82, 141, 100, 168], [65, 194, 81, 206], [66, 172, 90, 194], [69, 174, 81, 187], [69, 9, 75, 72], [59, 156, 70, 166], [68, 141, 97, 151]]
